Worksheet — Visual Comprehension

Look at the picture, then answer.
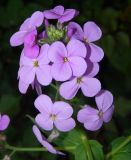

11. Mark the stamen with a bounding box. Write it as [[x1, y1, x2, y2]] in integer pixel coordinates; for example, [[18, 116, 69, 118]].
[[33, 61, 39, 67], [50, 114, 57, 121], [98, 110, 103, 118], [77, 77, 83, 84], [63, 57, 68, 62]]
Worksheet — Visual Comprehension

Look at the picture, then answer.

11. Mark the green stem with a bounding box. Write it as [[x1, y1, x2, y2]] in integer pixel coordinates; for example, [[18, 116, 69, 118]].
[[81, 134, 94, 160], [106, 135, 131, 159], [5, 144, 75, 152]]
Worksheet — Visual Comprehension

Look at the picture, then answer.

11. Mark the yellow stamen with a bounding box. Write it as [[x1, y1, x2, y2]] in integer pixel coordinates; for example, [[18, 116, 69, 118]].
[[33, 61, 39, 67], [98, 110, 103, 118], [63, 57, 68, 62], [77, 77, 83, 84], [50, 114, 57, 121]]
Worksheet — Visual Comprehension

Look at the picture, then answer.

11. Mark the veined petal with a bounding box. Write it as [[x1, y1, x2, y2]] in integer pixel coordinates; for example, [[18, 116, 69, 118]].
[[103, 105, 114, 123], [59, 9, 76, 23], [55, 118, 76, 132], [51, 62, 72, 81], [95, 90, 114, 112], [67, 39, 87, 57], [36, 65, 52, 86], [48, 41, 67, 62], [89, 43, 104, 62], [86, 60, 99, 77], [83, 21, 102, 42], [19, 66, 36, 84], [10, 31, 27, 46], [69, 56, 87, 77], [81, 77, 101, 97], [35, 114, 53, 131], [34, 94, 53, 114], [52, 102, 73, 119], [59, 78, 80, 100]]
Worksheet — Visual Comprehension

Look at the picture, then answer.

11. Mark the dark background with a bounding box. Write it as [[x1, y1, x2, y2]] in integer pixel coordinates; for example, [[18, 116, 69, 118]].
[[0, 0, 131, 159]]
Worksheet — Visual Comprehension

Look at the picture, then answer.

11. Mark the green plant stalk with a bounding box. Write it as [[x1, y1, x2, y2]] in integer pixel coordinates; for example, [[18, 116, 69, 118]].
[[106, 135, 131, 159], [81, 134, 94, 160]]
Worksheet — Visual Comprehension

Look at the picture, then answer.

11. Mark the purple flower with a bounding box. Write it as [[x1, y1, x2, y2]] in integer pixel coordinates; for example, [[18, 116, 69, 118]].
[[33, 125, 64, 154], [77, 90, 114, 131], [0, 114, 10, 131], [44, 5, 78, 23], [10, 11, 44, 46], [18, 44, 52, 87], [68, 21, 104, 62], [34, 94, 76, 132], [48, 39, 87, 81], [59, 61, 101, 100], [23, 30, 39, 59]]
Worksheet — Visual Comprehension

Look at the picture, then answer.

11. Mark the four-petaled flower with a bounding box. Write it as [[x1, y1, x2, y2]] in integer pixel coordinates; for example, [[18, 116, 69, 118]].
[[0, 114, 10, 131], [44, 5, 78, 23], [48, 39, 87, 81], [68, 21, 104, 62], [59, 60, 101, 99], [77, 90, 114, 131], [35, 94, 76, 132], [18, 44, 52, 88], [10, 11, 44, 47]]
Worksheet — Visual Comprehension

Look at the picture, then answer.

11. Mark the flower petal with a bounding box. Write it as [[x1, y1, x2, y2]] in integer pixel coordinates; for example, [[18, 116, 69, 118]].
[[20, 18, 30, 31], [67, 22, 84, 40], [51, 62, 72, 81], [52, 102, 73, 119], [38, 44, 50, 65], [53, 5, 64, 15], [84, 118, 103, 131], [10, 31, 27, 46], [81, 77, 101, 97], [59, 78, 80, 100], [55, 118, 75, 132], [24, 44, 39, 59], [29, 11, 44, 28], [69, 56, 87, 77], [19, 66, 36, 84], [35, 114, 53, 131], [89, 43, 104, 62], [67, 39, 87, 57], [0, 115, 10, 131], [36, 65, 52, 86], [48, 41, 67, 62], [86, 60, 99, 77], [34, 94, 53, 114], [18, 79, 29, 94], [77, 105, 99, 123], [33, 125, 62, 154], [95, 90, 113, 112], [83, 21, 102, 42], [59, 9, 76, 23], [103, 105, 114, 123]]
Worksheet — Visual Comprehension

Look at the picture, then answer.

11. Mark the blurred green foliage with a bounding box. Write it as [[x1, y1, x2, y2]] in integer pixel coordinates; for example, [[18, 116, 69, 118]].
[[0, 0, 131, 159]]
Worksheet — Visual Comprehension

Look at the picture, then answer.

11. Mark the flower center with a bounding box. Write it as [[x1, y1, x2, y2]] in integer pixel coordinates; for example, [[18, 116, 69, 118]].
[[33, 61, 39, 67], [84, 37, 89, 43], [50, 114, 57, 121], [77, 77, 83, 84], [98, 110, 103, 118], [63, 57, 68, 62]]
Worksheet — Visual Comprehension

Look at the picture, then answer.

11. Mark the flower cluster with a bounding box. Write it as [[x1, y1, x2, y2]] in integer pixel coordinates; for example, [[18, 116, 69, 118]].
[[10, 5, 114, 154]]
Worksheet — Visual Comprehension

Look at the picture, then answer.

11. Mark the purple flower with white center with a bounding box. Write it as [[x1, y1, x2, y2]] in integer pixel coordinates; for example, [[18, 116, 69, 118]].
[[48, 39, 87, 81], [33, 125, 64, 155], [18, 44, 52, 87], [34, 94, 76, 132], [77, 90, 114, 131], [59, 61, 101, 100], [44, 5, 78, 23], [23, 30, 39, 58], [10, 11, 44, 47], [0, 114, 10, 131], [68, 21, 104, 62]]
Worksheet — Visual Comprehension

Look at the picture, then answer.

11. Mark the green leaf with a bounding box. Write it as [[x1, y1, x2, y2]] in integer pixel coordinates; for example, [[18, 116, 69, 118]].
[[90, 140, 104, 160], [107, 136, 131, 160]]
